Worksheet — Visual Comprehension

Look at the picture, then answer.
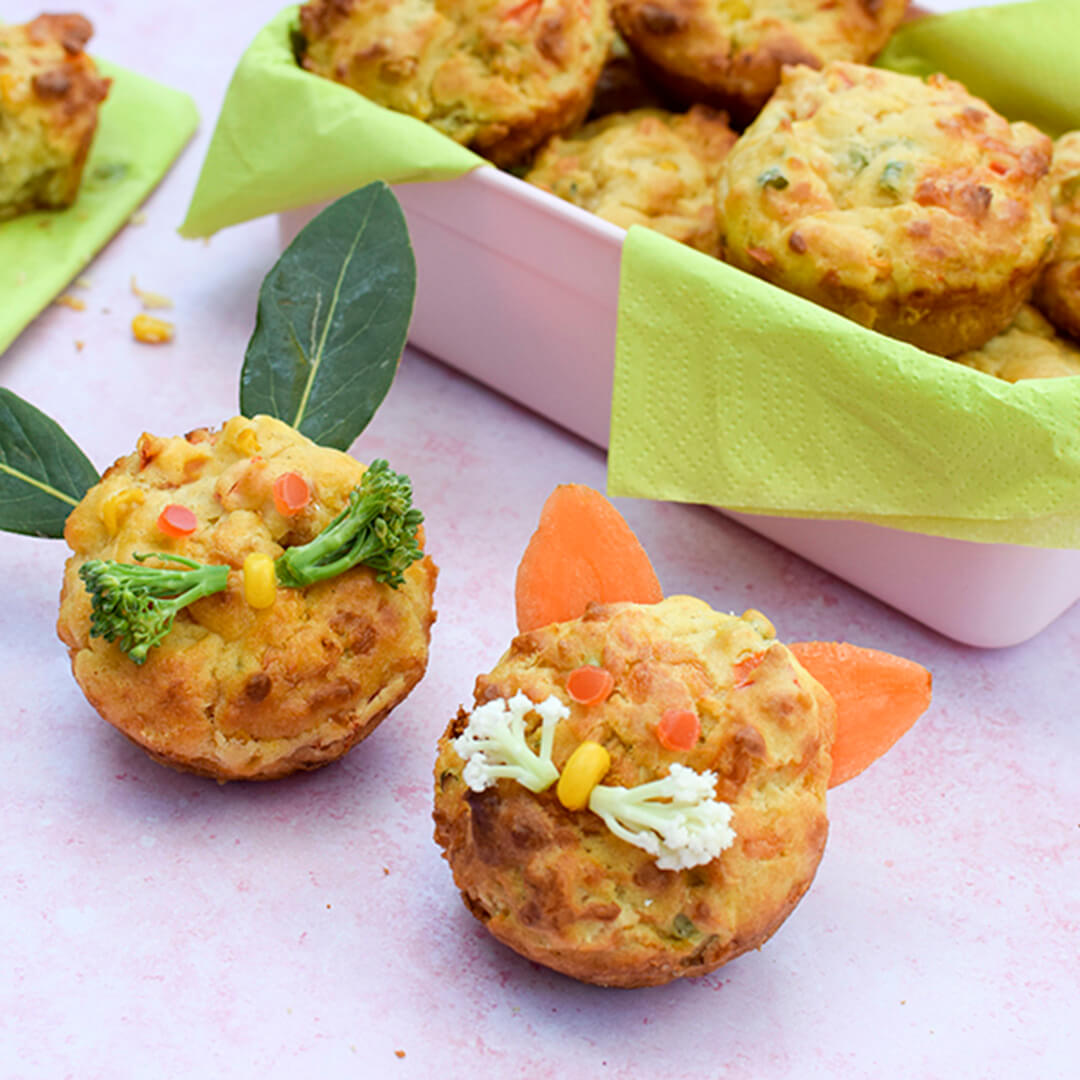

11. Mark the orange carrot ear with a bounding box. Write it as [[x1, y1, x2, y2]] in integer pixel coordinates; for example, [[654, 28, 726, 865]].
[[514, 484, 663, 633], [788, 641, 932, 788]]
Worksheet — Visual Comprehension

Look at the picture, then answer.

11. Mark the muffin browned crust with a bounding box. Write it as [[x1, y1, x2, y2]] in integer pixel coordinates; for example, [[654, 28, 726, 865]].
[[611, 0, 906, 124], [57, 416, 437, 782], [1033, 132, 1080, 341], [298, 0, 613, 167], [952, 304, 1080, 382], [527, 105, 738, 253], [0, 14, 110, 220], [717, 63, 1056, 356], [434, 597, 834, 988]]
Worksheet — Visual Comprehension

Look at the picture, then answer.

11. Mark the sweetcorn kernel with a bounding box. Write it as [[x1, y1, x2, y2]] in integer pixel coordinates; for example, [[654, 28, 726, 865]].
[[100, 488, 145, 534], [242, 552, 277, 610], [223, 416, 260, 456], [132, 314, 174, 344], [557, 741, 611, 811]]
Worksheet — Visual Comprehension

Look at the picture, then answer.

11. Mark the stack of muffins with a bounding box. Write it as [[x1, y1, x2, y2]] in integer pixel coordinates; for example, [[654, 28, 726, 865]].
[[296, 0, 1080, 374]]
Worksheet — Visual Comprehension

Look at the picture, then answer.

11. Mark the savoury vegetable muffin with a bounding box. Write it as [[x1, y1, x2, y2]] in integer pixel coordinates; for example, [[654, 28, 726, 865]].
[[527, 105, 738, 252], [0, 14, 110, 221], [587, 32, 661, 120], [298, 0, 614, 168], [434, 596, 834, 988], [716, 63, 1056, 356], [1033, 132, 1080, 341], [611, 0, 906, 124], [952, 304, 1080, 382], [57, 415, 437, 782]]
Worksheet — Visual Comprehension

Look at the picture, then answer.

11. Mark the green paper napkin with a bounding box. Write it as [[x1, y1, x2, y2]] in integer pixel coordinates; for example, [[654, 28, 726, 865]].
[[0, 62, 198, 357], [608, 0, 1080, 548], [179, 5, 483, 238]]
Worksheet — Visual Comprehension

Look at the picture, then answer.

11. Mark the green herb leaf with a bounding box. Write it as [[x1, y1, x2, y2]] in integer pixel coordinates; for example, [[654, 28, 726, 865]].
[[758, 167, 789, 191], [879, 160, 907, 196], [0, 388, 99, 538], [240, 181, 416, 451], [672, 913, 698, 940]]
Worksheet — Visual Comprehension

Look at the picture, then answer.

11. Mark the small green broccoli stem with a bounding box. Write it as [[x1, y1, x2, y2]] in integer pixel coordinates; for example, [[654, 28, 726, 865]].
[[79, 553, 229, 665], [274, 459, 423, 590]]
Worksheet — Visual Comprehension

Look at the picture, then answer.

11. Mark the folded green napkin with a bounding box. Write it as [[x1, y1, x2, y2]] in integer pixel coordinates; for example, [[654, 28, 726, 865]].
[[0, 62, 198, 357], [179, 5, 483, 238], [608, 0, 1080, 548]]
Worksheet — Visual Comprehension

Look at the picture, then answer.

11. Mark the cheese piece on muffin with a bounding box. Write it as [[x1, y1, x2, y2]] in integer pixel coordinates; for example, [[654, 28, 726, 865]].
[[527, 105, 738, 254], [952, 305, 1080, 382], [298, 0, 613, 168], [612, 0, 906, 124], [57, 415, 437, 782], [0, 14, 110, 220], [434, 596, 834, 988], [716, 63, 1056, 356], [1033, 132, 1080, 342]]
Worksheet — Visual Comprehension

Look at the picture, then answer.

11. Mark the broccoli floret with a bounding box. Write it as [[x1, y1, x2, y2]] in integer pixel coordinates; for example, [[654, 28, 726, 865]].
[[453, 692, 567, 793], [274, 459, 423, 589], [79, 553, 229, 665], [588, 764, 736, 871]]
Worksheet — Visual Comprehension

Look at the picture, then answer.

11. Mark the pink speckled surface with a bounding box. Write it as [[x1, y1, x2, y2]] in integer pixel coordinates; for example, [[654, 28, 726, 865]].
[[1, 2, 1076, 1077]]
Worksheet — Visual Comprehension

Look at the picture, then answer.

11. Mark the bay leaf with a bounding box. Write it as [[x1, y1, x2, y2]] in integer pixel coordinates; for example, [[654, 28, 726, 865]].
[[0, 388, 99, 538], [240, 182, 416, 450]]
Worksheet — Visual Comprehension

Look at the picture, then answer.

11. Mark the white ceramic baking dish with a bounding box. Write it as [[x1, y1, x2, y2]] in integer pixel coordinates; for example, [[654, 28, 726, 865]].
[[279, 166, 1080, 648]]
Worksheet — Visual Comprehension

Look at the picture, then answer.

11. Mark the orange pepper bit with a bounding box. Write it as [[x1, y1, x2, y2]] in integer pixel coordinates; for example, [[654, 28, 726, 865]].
[[157, 503, 197, 538], [566, 665, 614, 706], [272, 472, 311, 516], [656, 709, 700, 752], [732, 650, 767, 689]]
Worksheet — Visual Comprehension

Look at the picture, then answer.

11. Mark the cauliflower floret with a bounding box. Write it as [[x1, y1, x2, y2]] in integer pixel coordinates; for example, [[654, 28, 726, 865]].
[[453, 692, 567, 793], [588, 763, 736, 871]]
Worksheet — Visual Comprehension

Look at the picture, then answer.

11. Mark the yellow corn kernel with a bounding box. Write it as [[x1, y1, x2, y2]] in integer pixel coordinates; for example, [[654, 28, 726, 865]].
[[132, 313, 174, 345], [100, 488, 144, 535], [223, 416, 260, 457], [657, 159, 679, 172], [242, 552, 277, 610], [740, 608, 775, 640], [557, 741, 611, 811]]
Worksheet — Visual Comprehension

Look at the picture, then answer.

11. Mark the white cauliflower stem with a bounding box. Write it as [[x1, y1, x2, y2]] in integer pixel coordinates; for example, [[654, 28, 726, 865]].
[[453, 691, 567, 793], [588, 764, 736, 871]]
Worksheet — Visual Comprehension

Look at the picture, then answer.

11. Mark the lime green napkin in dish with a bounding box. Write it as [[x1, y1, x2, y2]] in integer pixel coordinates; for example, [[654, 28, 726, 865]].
[[877, 0, 1079, 139], [608, 0, 1080, 549], [0, 62, 198, 358], [608, 230, 1080, 548], [179, 5, 484, 238]]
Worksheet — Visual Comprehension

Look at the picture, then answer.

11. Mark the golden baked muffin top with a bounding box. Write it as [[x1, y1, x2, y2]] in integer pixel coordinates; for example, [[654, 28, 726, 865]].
[[299, 0, 613, 166], [0, 14, 110, 220], [717, 62, 1056, 354], [434, 596, 834, 987], [58, 415, 437, 781], [1033, 131, 1080, 340], [612, 0, 907, 122], [526, 106, 738, 253], [952, 305, 1080, 382]]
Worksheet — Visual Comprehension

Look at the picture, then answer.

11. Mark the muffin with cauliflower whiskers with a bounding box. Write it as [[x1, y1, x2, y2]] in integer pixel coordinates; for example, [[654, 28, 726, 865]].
[[434, 595, 834, 988], [57, 415, 437, 782]]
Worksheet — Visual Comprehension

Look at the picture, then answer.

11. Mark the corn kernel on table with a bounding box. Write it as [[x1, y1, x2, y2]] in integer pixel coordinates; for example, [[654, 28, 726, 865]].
[[0, 1, 1075, 1077]]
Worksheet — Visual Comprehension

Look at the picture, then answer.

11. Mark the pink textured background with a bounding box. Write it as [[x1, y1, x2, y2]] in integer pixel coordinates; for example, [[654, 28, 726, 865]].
[[0, 2, 1075, 1077]]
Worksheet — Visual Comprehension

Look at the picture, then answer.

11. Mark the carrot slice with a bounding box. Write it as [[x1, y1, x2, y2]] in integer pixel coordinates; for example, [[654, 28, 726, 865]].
[[272, 472, 311, 516], [789, 641, 932, 788], [514, 484, 663, 632], [157, 503, 197, 538], [656, 709, 700, 752], [567, 666, 614, 706]]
